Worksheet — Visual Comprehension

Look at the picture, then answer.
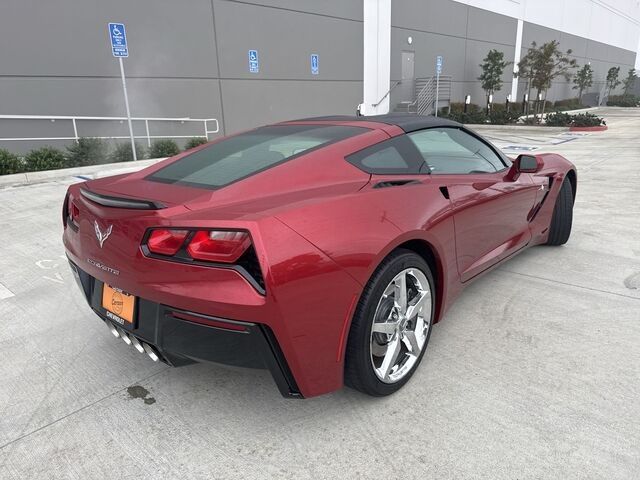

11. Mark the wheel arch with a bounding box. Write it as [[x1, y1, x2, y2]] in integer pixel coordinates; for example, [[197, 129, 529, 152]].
[[392, 239, 445, 323]]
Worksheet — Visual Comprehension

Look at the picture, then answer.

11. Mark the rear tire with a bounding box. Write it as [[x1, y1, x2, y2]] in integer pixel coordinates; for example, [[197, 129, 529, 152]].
[[344, 249, 434, 396], [546, 177, 574, 246]]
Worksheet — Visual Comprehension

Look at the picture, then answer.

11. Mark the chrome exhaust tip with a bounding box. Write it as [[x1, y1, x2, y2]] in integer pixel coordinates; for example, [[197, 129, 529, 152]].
[[119, 328, 132, 345], [130, 335, 145, 354], [143, 343, 159, 362], [109, 324, 120, 338]]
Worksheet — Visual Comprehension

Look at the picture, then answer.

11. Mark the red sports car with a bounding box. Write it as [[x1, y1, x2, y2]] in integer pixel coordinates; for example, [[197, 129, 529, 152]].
[[63, 115, 576, 398]]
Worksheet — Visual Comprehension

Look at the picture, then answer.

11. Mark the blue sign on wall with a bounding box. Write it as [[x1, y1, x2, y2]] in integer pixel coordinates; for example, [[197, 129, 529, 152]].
[[108, 23, 129, 58], [311, 54, 319, 75], [248, 50, 259, 73], [436, 55, 443, 75]]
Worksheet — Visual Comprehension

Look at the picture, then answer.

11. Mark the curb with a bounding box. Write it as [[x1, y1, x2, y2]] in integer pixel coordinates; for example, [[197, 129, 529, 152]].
[[569, 125, 608, 132], [0, 158, 166, 189], [466, 124, 569, 133]]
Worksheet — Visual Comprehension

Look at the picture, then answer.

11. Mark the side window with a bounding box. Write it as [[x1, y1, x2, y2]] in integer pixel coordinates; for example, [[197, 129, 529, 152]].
[[407, 127, 506, 174], [346, 136, 423, 174]]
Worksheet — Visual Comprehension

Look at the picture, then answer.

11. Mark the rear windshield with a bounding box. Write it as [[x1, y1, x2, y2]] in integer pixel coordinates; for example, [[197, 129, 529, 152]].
[[147, 124, 366, 189]]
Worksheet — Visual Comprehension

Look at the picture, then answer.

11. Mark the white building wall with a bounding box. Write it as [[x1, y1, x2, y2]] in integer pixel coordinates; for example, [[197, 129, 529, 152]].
[[453, 0, 640, 65]]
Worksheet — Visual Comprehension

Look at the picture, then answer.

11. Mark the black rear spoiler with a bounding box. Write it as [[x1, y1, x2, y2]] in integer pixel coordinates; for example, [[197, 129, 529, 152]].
[[80, 189, 166, 210]]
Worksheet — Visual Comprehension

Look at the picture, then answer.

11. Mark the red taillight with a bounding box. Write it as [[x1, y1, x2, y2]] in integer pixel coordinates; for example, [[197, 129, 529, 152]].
[[187, 230, 251, 263], [67, 195, 80, 226], [147, 229, 189, 256]]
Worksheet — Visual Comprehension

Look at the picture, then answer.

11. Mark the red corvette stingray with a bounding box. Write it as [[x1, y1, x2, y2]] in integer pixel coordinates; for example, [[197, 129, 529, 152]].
[[63, 114, 576, 398]]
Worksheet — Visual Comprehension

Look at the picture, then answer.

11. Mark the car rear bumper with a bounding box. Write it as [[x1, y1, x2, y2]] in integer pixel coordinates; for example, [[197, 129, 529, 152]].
[[68, 259, 302, 398]]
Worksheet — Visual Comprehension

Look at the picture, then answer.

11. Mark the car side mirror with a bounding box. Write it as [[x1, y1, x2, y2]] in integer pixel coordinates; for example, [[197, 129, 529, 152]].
[[516, 154, 542, 173], [506, 154, 543, 181]]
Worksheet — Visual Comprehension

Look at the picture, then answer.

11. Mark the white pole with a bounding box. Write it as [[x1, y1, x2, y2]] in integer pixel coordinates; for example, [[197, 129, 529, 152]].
[[435, 71, 440, 117], [511, 19, 524, 102], [118, 57, 137, 161], [144, 119, 151, 147], [362, 0, 391, 115]]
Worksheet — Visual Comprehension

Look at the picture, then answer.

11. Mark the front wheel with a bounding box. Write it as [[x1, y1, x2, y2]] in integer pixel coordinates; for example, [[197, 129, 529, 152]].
[[546, 177, 574, 246], [344, 250, 434, 396]]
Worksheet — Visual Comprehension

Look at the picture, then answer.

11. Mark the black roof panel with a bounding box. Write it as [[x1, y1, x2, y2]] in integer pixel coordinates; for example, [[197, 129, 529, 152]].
[[292, 113, 462, 133]]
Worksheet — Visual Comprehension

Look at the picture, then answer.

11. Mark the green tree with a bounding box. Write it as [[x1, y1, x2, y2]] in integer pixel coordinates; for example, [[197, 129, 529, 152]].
[[478, 49, 511, 102], [572, 64, 593, 102], [622, 68, 638, 97], [606, 66, 621, 96], [515, 41, 539, 101], [518, 41, 577, 117]]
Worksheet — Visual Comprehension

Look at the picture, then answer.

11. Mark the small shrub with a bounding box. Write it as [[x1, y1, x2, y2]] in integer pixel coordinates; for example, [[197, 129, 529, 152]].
[[545, 112, 604, 127], [487, 110, 520, 125], [571, 112, 605, 127], [441, 110, 487, 124], [184, 137, 208, 150], [109, 142, 147, 163], [522, 116, 540, 125], [0, 149, 24, 175], [545, 112, 572, 127], [447, 102, 482, 114], [606, 95, 640, 107], [66, 138, 108, 167], [24, 147, 66, 172], [149, 139, 180, 158]]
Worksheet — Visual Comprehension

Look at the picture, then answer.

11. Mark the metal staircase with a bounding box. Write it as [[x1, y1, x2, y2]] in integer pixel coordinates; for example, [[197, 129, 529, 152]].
[[393, 76, 452, 116]]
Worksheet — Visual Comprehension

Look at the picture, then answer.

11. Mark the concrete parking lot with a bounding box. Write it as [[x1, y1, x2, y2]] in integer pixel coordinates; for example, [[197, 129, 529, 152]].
[[1, 107, 639, 479]]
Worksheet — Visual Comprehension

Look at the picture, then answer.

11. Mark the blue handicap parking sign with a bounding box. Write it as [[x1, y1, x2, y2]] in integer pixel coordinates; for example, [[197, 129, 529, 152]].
[[248, 50, 259, 73], [436, 55, 443, 75], [311, 54, 319, 75], [109, 23, 128, 58]]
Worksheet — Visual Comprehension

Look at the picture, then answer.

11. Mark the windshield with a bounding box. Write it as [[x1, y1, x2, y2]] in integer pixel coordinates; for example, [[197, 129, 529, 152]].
[[147, 124, 366, 189]]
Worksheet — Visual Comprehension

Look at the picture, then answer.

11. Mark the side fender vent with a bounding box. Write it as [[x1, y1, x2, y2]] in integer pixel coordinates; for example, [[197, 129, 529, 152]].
[[373, 179, 420, 189], [439, 186, 450, 199]]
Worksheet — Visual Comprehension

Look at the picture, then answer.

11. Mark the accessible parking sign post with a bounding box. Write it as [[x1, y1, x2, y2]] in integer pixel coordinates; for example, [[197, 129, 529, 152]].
[[108, 22, 137, 161]]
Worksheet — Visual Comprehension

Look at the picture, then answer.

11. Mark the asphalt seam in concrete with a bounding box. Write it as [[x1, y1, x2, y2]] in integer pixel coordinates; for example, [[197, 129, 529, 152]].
[[500, 269, 640, 301], [0, 368, 169, 452]]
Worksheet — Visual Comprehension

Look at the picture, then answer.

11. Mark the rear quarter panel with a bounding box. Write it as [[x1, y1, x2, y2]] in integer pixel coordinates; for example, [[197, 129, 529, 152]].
[[275, 178, 460, 324]]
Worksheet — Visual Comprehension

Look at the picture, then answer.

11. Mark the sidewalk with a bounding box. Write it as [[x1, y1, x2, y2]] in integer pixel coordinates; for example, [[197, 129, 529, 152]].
[[0, 158, 166, 189]]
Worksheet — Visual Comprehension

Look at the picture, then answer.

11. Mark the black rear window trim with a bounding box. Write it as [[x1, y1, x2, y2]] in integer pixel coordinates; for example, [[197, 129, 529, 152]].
[[145, 125, 369, 191]]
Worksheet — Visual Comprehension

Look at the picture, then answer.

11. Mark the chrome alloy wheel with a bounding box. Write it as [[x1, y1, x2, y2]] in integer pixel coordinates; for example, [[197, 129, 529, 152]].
[[369, 268, 432, 383]]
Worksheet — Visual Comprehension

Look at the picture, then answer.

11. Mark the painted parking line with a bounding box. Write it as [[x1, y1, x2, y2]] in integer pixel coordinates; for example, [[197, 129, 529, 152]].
[[0, 282, 15, 300], [502, 145, 539, 151]]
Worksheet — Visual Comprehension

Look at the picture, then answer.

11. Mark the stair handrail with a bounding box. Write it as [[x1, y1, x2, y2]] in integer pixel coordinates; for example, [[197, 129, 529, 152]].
[[372, 80, 402, 108]]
